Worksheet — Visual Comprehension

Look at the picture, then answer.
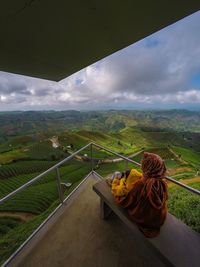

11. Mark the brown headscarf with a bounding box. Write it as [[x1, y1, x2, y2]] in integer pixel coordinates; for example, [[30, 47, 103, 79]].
[[114, 152, 168, 237], [141, 152, 168, 209]]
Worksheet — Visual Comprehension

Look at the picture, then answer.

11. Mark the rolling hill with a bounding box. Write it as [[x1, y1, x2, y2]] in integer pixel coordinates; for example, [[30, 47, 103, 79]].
[[0, 109, 200, 264]]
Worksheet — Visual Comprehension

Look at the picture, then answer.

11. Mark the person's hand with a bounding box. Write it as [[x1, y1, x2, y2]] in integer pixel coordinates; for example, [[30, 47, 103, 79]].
[[106, 177, 112, 187], [112, 171, 122, 180]]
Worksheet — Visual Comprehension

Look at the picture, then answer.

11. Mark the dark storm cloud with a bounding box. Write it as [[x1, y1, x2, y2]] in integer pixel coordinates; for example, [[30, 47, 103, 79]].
[[0, 71, 59, 105], [0, 72, 31, 95]]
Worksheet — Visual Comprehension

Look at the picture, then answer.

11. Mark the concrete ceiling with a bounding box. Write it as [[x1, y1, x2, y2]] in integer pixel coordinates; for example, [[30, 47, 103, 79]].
[[0, 1, 200, 81]]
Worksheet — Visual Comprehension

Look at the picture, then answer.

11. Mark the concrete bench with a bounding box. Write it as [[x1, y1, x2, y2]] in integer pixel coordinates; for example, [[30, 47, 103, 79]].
[[93, 180, 200, 267]]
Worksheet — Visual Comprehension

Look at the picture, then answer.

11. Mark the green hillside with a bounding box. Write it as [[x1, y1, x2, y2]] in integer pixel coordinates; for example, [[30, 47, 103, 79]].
[[172, 147, 200, 168], [168, 182, 200, 233], [0, 109, 200, 265]]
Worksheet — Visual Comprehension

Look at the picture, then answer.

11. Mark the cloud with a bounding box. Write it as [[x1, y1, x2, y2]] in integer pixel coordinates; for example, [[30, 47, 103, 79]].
[[86, 11, 200, 97], [0, 11, 200, 110], [0, 73, 29, 95]]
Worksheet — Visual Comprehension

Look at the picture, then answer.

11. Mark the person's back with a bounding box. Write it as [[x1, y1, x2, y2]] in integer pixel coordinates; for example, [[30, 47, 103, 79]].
[[112, 152, 168, 238]]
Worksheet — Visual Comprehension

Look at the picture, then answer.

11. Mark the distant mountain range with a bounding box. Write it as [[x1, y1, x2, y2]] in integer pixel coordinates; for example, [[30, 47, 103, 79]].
[[0, 110, 200, 140]]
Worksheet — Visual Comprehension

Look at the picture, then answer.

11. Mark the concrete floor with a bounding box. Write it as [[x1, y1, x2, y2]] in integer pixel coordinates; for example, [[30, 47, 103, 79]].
[[14, 175, 164, 267]]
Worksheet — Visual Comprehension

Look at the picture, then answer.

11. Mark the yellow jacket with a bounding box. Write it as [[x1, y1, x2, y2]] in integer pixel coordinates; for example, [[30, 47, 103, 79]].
[[111, 169, 142, 197]]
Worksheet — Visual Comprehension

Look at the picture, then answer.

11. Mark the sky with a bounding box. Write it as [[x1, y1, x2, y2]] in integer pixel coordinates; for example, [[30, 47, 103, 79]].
[[0, 11, 200, 111]]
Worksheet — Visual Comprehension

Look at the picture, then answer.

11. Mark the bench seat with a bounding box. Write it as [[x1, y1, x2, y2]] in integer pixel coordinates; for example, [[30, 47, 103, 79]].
[[93, 180, 200, 267]]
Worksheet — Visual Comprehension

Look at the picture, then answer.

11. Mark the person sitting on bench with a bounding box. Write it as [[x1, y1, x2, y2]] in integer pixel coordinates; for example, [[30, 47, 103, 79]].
[[111, 152, 168, 238], [111, 169, 142, 196]]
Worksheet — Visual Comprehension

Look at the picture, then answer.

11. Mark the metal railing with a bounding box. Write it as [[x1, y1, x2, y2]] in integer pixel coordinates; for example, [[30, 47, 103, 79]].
[[1, 142, 200, 267], [0, 143, 92, 205], [91, 142, 200, 196], [0, 142, 199, 207]]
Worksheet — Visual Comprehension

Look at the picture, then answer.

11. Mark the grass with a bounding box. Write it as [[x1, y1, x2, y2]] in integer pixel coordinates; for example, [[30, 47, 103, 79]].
[[96, 146, 183, 177], [164, 159, 180, 168], [27, 142, 67, 160], [172, 146, 200, 168], [0, 161, 90, 264], [0, 127, 200, 264], [97, 160, 140, 177], [119, 127, 148, 148], [0, 160, 56, 179], [0, 160, 91, 265], [78, 148, 113, 159], [0, 217, 22, 239], [168, 182, 200, 233], [0, 172, 41, 199], [59, 131, 88, 148], [131, 147, 181, 169], [0, 160, 91, 213], [171, 172, 196, 180], [0, 150, 26, 164], [147, 147, 175, 159], [76, 129, 138, 155], [0, 181, 59, 214], [0, 135, 36, 153], [0, 201, 59, 266]]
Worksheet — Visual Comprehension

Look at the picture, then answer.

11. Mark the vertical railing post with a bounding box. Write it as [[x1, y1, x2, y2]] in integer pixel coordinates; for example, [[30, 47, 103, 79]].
[[91, 143, 94, 173], [55, 167, 64, 203]]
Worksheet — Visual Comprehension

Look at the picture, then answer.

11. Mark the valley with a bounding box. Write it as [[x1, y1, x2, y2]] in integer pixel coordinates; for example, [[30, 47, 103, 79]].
[[0, 109, 200, 264]]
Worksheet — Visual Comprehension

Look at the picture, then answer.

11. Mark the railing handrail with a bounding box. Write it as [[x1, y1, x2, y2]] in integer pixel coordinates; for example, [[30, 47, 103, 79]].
[[0, 142, 92, 205], [91, 142, 200, 196], [0, 142, 199, 206], [91, 142, 141, 166]]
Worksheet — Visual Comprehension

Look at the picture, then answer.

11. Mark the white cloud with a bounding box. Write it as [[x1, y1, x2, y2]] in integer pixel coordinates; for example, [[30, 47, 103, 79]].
[[0, 11, 200, 110], [0, 95, 7, 102]]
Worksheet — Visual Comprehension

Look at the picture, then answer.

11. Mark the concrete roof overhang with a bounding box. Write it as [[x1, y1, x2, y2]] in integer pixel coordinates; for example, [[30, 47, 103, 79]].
[[0, 1, 200, 81]]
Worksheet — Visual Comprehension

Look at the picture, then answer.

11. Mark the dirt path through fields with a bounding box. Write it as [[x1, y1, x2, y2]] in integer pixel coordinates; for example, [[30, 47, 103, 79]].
[[70, 149, 144, 163], [0, 211, 36, 221]]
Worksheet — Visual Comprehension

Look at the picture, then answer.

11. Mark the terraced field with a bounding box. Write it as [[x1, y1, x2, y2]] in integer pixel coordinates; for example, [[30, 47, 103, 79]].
[[0, 157, 91, 265], [0, 181, 59, 214], [0, 217, 22, 239], [0, 202, 58, 265], [0, 160, 91, 206], [0, 135, 37, 153], [172, 146, 200, 168], [0, 160, 56, 179], [130, 147, 181, 169], [0, 149, 27, 164], [168, 182, 200, 233], [0, 125, 200, 265], [97, 160, 140, 177], [27, 142, 68, 160]]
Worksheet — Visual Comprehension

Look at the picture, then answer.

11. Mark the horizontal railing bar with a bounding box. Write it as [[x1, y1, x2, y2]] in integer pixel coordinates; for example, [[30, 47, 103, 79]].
[[92, 170, 103, 180], [1, 201, 63, 267], [0, 142, 199, 205], [1, 171, 93, 267], [165, 176, 200, 195], [62, 171, 93, 203], [91, 142, 141, 166], [2, 142, 199, 266], [91, 142, 200, 197], [0, 143, 92, 205]]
